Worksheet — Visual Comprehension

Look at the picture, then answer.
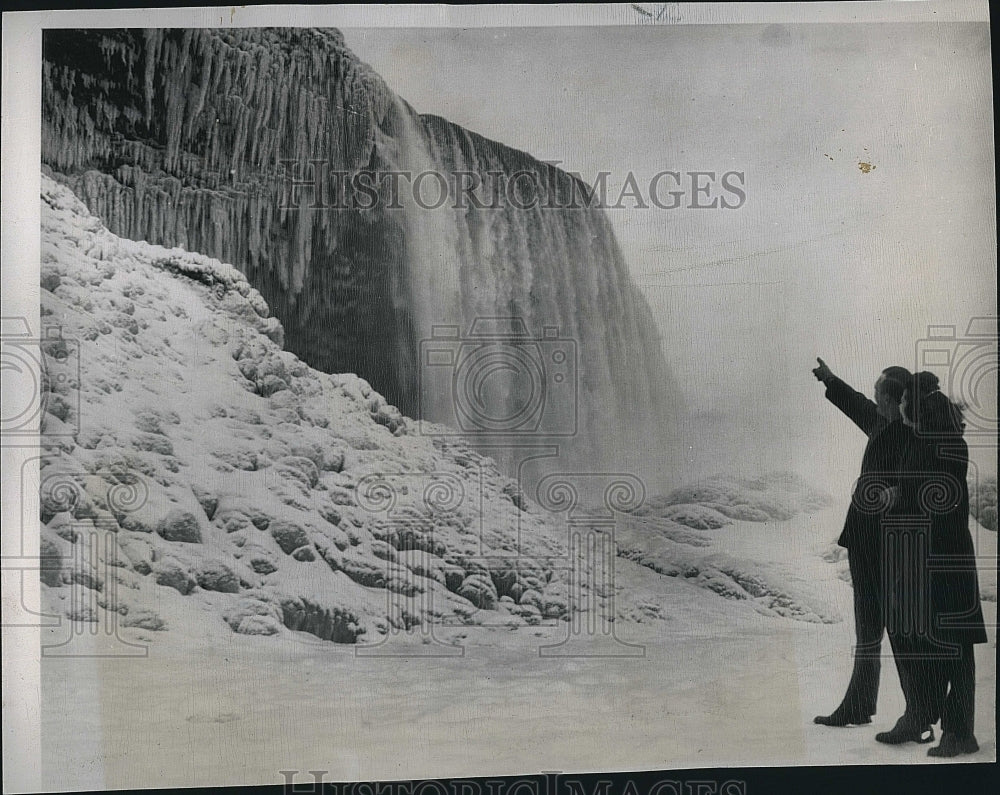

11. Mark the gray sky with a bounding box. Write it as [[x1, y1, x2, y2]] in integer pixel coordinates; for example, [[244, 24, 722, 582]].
[[342, 23, 996, 488]]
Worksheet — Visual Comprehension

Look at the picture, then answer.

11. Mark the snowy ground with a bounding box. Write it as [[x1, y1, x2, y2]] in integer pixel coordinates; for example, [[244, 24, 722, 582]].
[[34, 174, 996, 789], [39, 529, 997, 790]]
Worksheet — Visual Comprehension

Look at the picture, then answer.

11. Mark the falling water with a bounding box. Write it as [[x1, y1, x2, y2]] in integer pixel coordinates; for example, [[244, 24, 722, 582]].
[[40, 27, 677, 488]]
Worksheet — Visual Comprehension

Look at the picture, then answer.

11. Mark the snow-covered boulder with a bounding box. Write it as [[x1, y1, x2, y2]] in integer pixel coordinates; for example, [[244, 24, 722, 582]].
[[636, 471, 832, 525], [37, 174, 571, 644]]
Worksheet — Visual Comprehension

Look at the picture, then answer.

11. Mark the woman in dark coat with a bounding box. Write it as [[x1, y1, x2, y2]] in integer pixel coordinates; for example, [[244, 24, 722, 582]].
[[877, 372, 987, 756]]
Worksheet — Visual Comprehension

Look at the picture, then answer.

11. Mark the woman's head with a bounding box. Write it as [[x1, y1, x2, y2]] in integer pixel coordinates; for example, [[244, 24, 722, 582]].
[[901, 371, 965, 435], [874, 365, 912, 419]]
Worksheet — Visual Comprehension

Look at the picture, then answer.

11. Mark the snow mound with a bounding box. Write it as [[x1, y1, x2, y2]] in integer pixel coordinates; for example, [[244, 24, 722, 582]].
[[635, 471, 832, 525], [616, 515, 842, 624], [656, 504, 732, 530], [37, 173, 573, 644]]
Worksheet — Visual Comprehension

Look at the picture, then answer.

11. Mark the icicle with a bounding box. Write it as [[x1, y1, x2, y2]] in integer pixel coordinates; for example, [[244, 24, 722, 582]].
[[40, 27, 676, 480]]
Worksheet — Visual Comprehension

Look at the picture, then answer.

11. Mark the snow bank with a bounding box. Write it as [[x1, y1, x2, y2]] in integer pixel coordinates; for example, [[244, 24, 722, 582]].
[[633, 471, 832, 526], [616, 514, 842, 624]]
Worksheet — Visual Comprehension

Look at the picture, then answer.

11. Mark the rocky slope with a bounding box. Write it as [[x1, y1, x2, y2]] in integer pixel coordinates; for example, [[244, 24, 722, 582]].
[[38, 173, 576, 643]]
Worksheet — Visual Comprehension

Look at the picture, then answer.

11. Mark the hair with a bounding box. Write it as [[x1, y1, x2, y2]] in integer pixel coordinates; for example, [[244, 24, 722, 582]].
[[902, 371, 965, 435], [879, 365, 913, 403]]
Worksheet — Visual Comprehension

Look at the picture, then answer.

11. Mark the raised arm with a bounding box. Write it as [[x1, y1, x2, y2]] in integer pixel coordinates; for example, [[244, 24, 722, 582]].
[[813, 357, 880, 436]]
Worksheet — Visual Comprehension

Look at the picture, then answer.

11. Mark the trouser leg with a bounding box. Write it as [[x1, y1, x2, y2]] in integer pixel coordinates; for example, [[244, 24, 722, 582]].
[[891, 631, 944, 726], [839, 547, 883, 715], [941, 644, 976, 738], [887, 629, 915, 716]]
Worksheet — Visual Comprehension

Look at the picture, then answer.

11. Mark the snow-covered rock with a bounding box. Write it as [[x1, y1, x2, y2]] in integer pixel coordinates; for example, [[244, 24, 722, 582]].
[[634, 471, 832, 525], [37, 173, 572, 644], [616, 514, 842, 624], [970, 474, 998, 532]]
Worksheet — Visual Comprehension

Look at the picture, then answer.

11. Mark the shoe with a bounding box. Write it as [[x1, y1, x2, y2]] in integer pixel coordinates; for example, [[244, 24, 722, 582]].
[[814, 707, 873, 727], [875, 717, 935, 745], [928, 733, 979, 757]]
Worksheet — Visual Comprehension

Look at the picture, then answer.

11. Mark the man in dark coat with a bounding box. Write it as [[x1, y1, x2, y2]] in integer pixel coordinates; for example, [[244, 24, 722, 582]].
[[812, 358, 913, 727]]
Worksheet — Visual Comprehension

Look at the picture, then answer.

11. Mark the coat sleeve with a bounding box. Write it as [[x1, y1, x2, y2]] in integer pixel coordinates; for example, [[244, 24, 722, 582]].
[[823, 376, 880, 436], [934, 440, 969, 512]]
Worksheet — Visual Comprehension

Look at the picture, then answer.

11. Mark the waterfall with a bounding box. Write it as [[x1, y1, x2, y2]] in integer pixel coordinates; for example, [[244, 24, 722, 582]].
[[380, 94, 466, 420], [40, 27, 677, 488]]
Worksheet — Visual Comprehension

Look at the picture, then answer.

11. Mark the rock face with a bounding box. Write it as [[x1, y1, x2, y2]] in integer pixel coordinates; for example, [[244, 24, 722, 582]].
[[38, 174, 572, 643], [41, 28, 674, 477]]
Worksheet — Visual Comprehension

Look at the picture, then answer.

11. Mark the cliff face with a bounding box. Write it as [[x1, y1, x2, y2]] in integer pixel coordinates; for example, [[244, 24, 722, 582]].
[[42, 28, 674, 477], [43, 29, 410, 402]]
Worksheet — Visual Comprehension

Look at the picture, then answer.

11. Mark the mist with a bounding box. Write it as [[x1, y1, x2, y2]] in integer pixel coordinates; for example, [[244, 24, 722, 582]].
[[342, 23, 997, 497]]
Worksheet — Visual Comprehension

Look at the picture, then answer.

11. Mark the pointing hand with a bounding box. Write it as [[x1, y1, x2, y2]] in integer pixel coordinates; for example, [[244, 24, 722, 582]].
[[813, 357, 834, 383]]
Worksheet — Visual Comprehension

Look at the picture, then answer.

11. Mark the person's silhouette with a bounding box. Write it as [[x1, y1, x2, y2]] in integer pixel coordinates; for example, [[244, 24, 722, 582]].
[[812, 358, 912, 727]]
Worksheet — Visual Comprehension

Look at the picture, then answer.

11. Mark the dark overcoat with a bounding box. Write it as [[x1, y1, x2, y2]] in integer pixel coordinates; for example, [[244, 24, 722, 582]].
[[888, 434, 988, 647], [824, 377, 911, 551]]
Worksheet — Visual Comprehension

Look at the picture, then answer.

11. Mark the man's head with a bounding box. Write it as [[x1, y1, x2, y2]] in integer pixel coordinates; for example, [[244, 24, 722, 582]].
[[874, 366, 912, 420]]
